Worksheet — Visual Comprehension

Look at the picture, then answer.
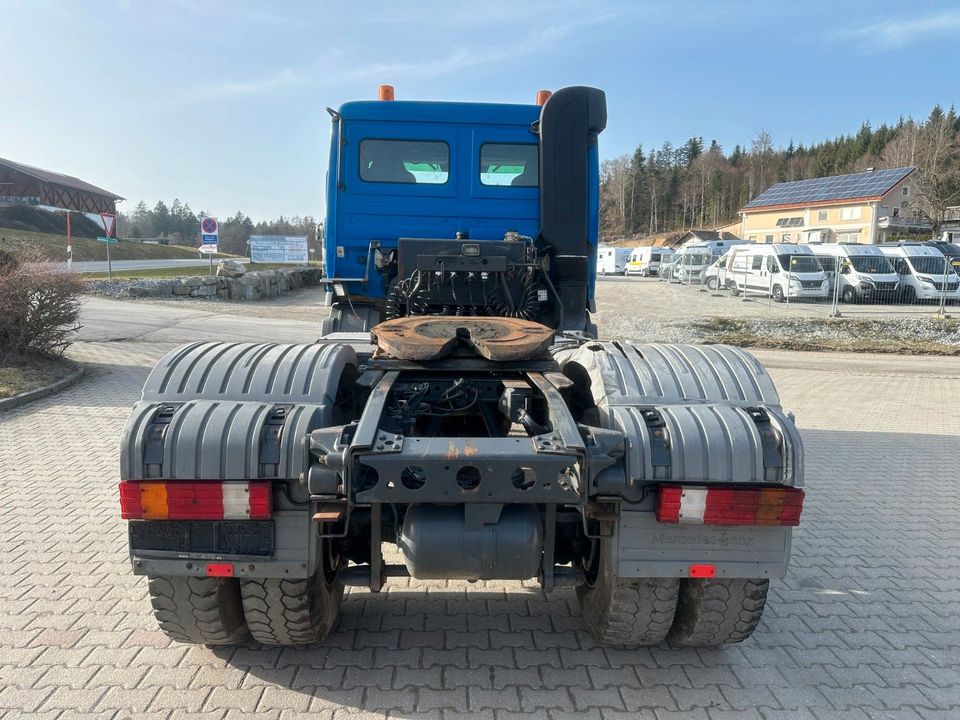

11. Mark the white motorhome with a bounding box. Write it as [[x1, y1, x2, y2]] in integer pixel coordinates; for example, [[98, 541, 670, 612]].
[[596, 245, 632, 275], [810, 244, 900, 303], [725, 244, 829, 301], [703, 252, 731, 291], [676, 240, 749, 284], [878, 245, 960, 302], [626, 246, 673, 277]]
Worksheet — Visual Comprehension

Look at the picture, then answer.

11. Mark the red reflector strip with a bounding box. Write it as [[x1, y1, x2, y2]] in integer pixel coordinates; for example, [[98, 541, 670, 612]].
[[657, 485, 804, 527], [248, 482, 272, 520], [689, 563, 716, 578], [656, 486, 683, 523], [167, 482, 224, 519], [206, 563, 234, 577], [118, 481, 272, 520], [118, 482, 143, 519]]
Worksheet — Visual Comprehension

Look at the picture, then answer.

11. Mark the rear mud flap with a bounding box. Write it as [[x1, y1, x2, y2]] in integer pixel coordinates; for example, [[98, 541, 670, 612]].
[[615, 510, 792, 579]]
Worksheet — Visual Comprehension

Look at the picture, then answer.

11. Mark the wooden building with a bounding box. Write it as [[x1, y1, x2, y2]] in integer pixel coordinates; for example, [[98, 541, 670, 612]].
[[0, 157, 123, 215]]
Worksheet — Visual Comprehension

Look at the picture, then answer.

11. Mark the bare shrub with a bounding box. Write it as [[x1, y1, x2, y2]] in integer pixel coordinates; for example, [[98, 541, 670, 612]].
[[0, 249, 84, 359]]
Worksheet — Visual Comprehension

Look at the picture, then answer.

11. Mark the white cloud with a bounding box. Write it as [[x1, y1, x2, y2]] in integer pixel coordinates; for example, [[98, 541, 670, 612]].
[[173, 15, 610, 106], [205, 68, 301, 99], [838, 10, 960, 50]]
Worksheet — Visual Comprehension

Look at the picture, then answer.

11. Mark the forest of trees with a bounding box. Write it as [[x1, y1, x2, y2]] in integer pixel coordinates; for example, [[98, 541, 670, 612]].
[[117, 200, 320, 257], [601, 105, 960, 241]]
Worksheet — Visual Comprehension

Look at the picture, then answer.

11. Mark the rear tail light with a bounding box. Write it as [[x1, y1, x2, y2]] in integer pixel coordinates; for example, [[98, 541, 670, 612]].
[[119, 481, 272, 520], [657, 485, 804, 527]]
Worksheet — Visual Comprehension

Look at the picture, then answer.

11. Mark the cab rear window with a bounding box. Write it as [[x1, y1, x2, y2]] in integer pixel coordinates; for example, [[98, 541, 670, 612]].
[[359, 139, 449, 184], [480, 143, 538, 187]]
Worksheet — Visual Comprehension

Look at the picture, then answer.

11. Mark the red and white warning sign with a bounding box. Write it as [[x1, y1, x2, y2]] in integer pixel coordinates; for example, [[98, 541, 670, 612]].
[[100, 212, 116, 238]]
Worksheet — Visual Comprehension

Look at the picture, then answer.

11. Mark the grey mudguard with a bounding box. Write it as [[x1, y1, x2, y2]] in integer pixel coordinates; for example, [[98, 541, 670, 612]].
[[556, 342, 802, 579], [557, 342, 803, 487], [120, 342, 357, 480], [120, 342, 357, 579]]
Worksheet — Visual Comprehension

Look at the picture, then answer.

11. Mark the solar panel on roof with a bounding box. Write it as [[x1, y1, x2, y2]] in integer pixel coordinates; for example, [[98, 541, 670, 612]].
[[743, 167, 914, 209]]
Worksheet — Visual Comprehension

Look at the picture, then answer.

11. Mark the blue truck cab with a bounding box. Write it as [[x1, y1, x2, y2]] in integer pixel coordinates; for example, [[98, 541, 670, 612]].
[[322, 86, 604, 335]]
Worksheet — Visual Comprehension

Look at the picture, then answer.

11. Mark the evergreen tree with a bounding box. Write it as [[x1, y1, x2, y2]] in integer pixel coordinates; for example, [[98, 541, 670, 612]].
[[153, 201, 171, 237]]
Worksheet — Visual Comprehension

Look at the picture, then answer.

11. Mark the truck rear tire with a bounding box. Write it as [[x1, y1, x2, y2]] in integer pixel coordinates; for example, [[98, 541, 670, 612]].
[[241, 566, 344, 646], [577, 538, 679, 647], [147, 575, 249, 645], [668, 578, 768, 647]]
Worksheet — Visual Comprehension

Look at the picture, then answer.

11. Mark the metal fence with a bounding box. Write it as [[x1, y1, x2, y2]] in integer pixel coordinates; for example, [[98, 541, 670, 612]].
[[654, 253, 958, 318]]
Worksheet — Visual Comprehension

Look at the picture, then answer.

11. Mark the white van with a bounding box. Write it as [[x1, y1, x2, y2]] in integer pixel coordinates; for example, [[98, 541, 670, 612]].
[[596, 245, 632, 275], [626, 246, 674, 277], [703, 252, 731, 291], [811, 244, 900, 303], [676, 240, 750, 284], [725, 244, 829, 301], [878, 245, 960, 302]]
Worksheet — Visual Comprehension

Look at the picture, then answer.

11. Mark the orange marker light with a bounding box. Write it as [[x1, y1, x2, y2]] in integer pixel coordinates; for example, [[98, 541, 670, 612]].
[[379, 84, 395, 101], [139, 483, 169, 519], [536, 89, 551, 106]]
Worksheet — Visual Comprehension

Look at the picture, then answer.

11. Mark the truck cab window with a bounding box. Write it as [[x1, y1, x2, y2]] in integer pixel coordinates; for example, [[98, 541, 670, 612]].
[[360, 139, 449, 184], [480, 143, 538, 187]]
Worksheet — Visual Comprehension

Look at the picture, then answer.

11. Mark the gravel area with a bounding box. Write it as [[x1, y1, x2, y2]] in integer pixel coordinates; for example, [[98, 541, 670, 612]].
[[594, 277, 960, 354]]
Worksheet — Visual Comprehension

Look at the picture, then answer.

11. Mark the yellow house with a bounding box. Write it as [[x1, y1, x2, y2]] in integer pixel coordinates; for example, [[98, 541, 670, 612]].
[[737, 167, 926, 245]]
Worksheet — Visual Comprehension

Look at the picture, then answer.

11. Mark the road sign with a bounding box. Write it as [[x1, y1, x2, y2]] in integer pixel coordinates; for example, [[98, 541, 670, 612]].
[[96, 236, 119, 245], [200, 217, 219, 272], [201, 217, 219, 235], [100, 213, 116, 238], [200, 216, 219, 255]]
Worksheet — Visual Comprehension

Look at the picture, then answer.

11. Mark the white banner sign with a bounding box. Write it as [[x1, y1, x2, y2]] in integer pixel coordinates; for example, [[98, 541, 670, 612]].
[[249, 235, 309, 263]]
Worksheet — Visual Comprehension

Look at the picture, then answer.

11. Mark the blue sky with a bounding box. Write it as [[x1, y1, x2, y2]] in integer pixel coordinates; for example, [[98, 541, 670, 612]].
[[2, 0, 958, 221]]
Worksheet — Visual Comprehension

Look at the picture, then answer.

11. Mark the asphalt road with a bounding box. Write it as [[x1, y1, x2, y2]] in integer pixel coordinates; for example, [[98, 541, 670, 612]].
[[68, 258, 251, 273], [78, 295, 321, 345]]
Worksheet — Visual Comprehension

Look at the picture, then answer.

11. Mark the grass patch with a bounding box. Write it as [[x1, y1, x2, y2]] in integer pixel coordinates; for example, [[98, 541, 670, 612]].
[[0, 355, 76, 399], [0, 228, 236, 262], [692, 316, 960, 355]]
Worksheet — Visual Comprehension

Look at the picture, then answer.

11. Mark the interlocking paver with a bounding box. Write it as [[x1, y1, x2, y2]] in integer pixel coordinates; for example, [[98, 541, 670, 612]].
[[1, 298, 959, 719]]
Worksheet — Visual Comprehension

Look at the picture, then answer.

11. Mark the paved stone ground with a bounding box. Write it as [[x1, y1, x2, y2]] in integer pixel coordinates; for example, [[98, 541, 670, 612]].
[[2, 297, 959, 719]]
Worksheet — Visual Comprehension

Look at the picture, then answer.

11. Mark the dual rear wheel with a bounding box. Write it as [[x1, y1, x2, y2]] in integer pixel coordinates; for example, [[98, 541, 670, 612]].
[[577, 538, 769, 647], [146, 544, 343, 647]]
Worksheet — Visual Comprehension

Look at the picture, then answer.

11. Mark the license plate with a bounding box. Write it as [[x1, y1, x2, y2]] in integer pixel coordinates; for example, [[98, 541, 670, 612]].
[[129, 520, 274, 556]]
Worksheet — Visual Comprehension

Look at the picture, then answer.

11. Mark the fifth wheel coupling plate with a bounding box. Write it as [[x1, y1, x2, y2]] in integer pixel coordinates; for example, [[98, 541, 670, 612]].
[[372, 316, 555, 361]]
